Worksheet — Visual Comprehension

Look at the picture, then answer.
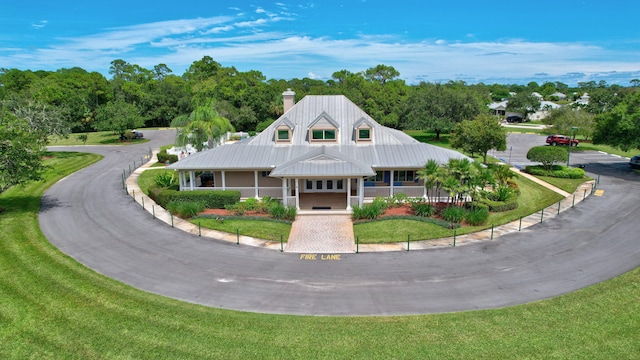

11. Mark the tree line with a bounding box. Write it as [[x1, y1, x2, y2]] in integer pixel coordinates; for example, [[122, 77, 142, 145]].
[[1, 56, 639, 192]]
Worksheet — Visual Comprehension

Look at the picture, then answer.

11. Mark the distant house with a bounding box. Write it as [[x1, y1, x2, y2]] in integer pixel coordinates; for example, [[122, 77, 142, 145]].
[[575, 92, 590, 106], [528, 101, 562, 121], [550, 92, 567, 100], [168, 91, 471, 211]]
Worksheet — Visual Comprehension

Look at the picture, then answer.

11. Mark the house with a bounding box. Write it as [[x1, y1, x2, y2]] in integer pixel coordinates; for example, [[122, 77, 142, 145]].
[[167, 91, 471, 211], [528, 101, 562, 121]]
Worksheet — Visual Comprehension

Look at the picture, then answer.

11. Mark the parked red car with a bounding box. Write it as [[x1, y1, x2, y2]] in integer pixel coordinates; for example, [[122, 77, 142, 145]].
[[546, 135, 578, 146]]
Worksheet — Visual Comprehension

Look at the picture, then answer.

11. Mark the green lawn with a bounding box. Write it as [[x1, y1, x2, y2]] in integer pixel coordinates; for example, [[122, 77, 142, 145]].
[[193, 217, 291, 242], [49, 130, 149, 145], [354, 173, 565, 243], [0, 152, 638, 358]]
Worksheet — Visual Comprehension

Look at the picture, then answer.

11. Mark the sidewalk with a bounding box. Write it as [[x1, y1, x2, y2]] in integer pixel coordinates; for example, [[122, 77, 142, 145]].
[[126, 153, 595, 253]]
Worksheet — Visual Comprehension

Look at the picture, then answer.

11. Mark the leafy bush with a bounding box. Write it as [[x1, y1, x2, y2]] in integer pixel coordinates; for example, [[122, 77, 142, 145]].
[[525, 165, 585, 179], [442, 206, 466, 224], [411, 202, 436, 217], [154, 172, 178, 188], [148, 186, 240, 209], [384, 193, 409, 208], [157, 149, 178, 164], [479, 194, 518, 212], [526, 146, 567, 170], [351, 201, 387, 220], [166, 200, 205, 218], [465, 207, 489, 225], [268, 202, 297, 221], [487, 186, 515, 202]]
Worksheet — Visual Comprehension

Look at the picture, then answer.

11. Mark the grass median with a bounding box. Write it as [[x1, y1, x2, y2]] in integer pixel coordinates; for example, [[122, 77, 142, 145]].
[[0, 151, 638, 358]]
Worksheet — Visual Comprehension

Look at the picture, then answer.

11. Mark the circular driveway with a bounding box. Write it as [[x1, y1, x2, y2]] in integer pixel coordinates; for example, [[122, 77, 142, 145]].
[[40, 131, 640, 315]]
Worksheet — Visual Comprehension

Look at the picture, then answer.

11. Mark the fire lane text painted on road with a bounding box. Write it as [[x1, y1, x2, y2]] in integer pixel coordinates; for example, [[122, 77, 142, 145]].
[[299, 254, 341, 261]]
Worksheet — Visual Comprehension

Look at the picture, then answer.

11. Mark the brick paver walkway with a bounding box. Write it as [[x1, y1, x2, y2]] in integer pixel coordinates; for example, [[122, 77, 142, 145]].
[[285, 214, 355, 253]]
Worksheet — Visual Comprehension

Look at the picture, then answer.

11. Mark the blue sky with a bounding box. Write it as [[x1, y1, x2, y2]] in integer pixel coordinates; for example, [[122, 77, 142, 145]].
[[2, 0, 639, 85]]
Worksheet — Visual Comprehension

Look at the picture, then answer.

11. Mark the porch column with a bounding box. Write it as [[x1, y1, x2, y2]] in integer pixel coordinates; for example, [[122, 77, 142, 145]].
[[254, 171, 259, 199], [221, 170, 226, 190], [281, 178, 287, 205], [389, 170, 395, 196], [359, 177, 364, 206], [346, 177, 352, 211], [179, 171, 185, 190], [423, 184, 427, 199], [189, 171, 195, 190], [295, 178, 300, 210]]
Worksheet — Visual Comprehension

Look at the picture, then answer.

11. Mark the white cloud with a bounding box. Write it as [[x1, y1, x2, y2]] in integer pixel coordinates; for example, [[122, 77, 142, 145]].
[[32, 20, 48, 30], [4, 13, 639, 86]]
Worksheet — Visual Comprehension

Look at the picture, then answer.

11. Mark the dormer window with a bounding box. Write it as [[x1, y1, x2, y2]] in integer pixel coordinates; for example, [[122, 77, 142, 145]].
[[358, 128, 371, 140], [273, 117, 295, 144], [277, 129, 291, 142], [308, 112, 339, 143], [354, 117, 373, 143], [311, 129, 336, 140]]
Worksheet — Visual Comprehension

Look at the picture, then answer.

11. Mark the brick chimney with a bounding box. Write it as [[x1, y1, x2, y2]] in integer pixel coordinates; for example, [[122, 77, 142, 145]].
[[282, 88, 296, 113]]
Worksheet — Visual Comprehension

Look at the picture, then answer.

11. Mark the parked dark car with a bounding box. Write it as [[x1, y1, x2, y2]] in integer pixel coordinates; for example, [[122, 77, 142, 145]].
[[546, 135, 578, 147], [506, 115, 523, 123], [630, 155, 640, 169], [119, 130, 144, 140]]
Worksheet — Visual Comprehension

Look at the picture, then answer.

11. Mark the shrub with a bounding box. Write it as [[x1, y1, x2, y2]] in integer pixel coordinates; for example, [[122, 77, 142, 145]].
[[166, 200, 205, 218], [268, 202, 297, 221], [526, 146, 568, 170], [442, 206, 466, 224], [154, 172, 178, 188], [351, 202, 386, 220], [479, 194, 518, 212], [157, 149, 178, 164], [465, 207, 489, 225], [488, 186, 515, 202], [148, 187, 240, 209], [411, 202, 436, 217], [525, 165, 585, 179]]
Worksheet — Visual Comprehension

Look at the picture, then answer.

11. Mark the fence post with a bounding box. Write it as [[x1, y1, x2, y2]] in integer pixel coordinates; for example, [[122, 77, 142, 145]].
[[583, 189, 587, 200], [407, 233, 410, 251], [491, 224, 494, 240], [198, 222, 201, 237], [171, 214, 174, 228], [132, 189, 135, 201], [128, 164, 131, 174], [572, 194, 576, 208], [280, 235, 283, 252], [453, 229, 456, 247], [152, 205, 155, 219], [141, 196, 144, 209], [557, 201, 561, 215], [519, 216, 523, 231], [540, 208, 544, 223], [356, 236, 359, 253], [236, 229, 239, 245]]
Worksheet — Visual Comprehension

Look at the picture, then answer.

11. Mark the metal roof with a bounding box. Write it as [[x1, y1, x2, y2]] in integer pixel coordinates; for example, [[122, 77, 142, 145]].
[[167, 95, 472, 175]]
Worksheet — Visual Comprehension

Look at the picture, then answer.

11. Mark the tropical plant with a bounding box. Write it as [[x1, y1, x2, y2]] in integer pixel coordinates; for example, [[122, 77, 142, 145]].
[[442, 206, 466, 224], [171, 105, 234, 151]]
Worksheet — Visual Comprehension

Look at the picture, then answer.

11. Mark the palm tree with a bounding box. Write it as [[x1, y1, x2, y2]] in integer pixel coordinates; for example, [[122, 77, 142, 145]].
[[171, 106, 234, 152], [417, 159, 442, 203]]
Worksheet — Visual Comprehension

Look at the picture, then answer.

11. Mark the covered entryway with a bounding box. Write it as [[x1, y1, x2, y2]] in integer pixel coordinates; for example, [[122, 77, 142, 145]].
[[299, 193, 347, 210]]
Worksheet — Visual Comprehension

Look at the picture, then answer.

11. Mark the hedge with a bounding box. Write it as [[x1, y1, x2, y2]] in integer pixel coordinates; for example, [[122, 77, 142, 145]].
[[157, 149, 178, 164], [478, 193, 519, 212], [525, 165, 585, 179], [148, 185, 240, 209]]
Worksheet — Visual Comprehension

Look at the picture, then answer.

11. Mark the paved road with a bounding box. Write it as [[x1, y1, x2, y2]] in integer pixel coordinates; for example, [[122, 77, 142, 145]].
[[40, 131, 640, 315]]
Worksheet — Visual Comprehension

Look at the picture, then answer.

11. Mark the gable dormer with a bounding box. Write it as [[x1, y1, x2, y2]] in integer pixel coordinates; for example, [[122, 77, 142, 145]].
[[273, 117, 295, 143], [308, 112, 339, 143], [353, 117, 374, 143]]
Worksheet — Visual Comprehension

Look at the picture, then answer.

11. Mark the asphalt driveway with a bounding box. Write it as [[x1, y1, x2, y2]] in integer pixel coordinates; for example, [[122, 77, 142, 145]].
[[40, 131, 640, 315]]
